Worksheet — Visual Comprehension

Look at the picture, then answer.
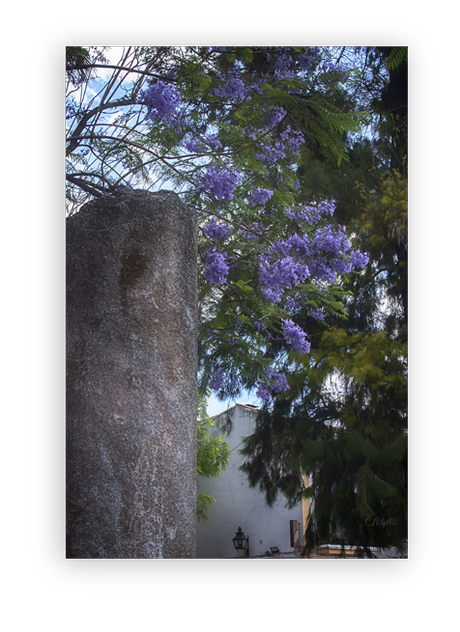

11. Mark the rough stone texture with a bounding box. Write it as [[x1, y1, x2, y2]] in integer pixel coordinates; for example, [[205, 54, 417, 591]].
[[66, 190, 197, 558]]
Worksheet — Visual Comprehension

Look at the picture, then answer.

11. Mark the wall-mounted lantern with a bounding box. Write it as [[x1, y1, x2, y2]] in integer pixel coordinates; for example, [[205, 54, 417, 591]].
[[232, 527, 249, 557]]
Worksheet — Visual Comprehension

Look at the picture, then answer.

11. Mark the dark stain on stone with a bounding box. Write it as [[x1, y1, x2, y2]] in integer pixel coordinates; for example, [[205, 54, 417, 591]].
[[119, 249, 147, 288]]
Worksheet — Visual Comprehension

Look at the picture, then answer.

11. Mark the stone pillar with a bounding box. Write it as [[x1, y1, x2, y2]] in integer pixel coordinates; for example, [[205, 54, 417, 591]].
[[66, 190, 197, 558]]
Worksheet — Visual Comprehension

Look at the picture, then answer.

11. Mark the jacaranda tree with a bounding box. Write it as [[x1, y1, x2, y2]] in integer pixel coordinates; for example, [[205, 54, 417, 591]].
[[66, 46, 370, 406]]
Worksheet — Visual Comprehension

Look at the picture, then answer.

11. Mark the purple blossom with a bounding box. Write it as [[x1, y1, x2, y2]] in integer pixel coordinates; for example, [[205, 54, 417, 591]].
[[267, 49, 296, 80], [264, 107, 287, 128], [258, 254, 310, 303], [183, 133, 222, 153], [313, 225, 351, 255], [274, 53, 295, 80], [309, 308, 325, 321], [274, 234, 313, 258], [332, 257, 352, 275], [280, 127, 304, 154], [285, 295, 303, 310], [317, 199, 336, 216], [256, 368, 290, 401], [287, 200, 336, 226], [351, 250, 370, 269], [138, 80, 185, 129], [181, 135, 205, 153], [212, 73, 249, 100], [307, 257, 339, 283], [298, 48, 320, 71], [204, 248, 230, 285], [254, 122, 303, 165], [251, 187, 274, 207], [210, 367, 225, 391], [319, 61, 349, 83], [196, 166, 241, 201], [256, 141, 286, 163], [257, 206, 366, 302], [281, 319, 311, 354], [238, 222, 265, 242], [256, 383, 272, 402], [203, 217, 232, 241], [206, 134, 222, 149]]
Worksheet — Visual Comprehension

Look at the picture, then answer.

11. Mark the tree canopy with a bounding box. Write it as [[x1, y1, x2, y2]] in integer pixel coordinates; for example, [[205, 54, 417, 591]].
[[240, 46, 408, 555], [66, 45, 370, 401]]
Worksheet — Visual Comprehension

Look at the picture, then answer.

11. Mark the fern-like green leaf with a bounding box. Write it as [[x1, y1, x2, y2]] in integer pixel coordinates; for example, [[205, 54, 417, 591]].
[[385, 47, 408, 71]]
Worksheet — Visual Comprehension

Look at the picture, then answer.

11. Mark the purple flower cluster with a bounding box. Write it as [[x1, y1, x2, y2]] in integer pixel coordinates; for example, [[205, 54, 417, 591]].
[[264, 107, 287, 128], [257, 201, 369, 301], [298, 47, 320, 71], [238, 222, 265, 242], [210, 367, 224, 391], [263, 48, 299, 81], [251, 187, 274, 207], [252, 115, 304, 165], [351, 250, 370, 269], [309, 308, 325, 321], [138, 81, 184, 126], [313, 225, 351, 255], [287, 200, 336, 226], [256, 140, 286, 164], [258, 254, 310, 303], [281, 127, 304, 154], [206, 134, 222, 149], [212, 73, 249, 100], [307, 259, 342, 283], [181, 135, 206, 153], [203, 217, 232, 241], [281, 319, 310, 354], [285, 294, 303, 310], [256, 368, 290, 402], [319, 60, 349, 83], [182, 133, 222, 153], [196, 166, 241, 201], [274, 233, 312, 260], [204, 248, 230, 285]]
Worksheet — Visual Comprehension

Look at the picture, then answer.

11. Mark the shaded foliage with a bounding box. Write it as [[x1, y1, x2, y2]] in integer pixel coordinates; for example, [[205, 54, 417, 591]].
[[240, 47, 408, 556]]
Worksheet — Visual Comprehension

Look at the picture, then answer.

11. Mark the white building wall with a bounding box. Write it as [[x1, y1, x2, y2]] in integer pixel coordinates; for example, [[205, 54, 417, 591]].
[[196, 404, 303, 558]]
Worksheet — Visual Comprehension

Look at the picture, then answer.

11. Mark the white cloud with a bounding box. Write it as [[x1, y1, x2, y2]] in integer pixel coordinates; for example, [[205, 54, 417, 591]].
[[95, 46, 126, 81]]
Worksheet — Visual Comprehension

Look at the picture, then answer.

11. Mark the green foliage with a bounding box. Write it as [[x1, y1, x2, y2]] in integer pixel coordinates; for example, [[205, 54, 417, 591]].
[[300, 94, 367, 166], [196, 393, 230, 521], [241, 327, 408, 553], [240, 47, 408, 555], [385, 47, 408, 71], [66, 46, 108, 87], [196, 493, 216, 523]]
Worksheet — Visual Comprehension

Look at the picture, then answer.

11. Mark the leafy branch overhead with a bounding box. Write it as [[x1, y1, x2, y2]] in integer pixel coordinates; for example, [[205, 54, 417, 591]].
[[66, 46, 371, 403]]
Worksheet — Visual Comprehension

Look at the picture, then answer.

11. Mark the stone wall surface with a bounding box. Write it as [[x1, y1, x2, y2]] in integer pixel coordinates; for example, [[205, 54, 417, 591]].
[[66, 190, 197, 558]]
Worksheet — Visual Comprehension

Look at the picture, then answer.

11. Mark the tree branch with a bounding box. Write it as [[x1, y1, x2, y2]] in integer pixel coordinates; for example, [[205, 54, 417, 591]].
[[66, 173, 105, 198], [66, 97, 135, 154]]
